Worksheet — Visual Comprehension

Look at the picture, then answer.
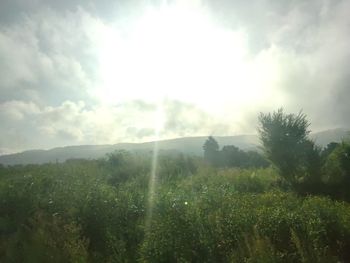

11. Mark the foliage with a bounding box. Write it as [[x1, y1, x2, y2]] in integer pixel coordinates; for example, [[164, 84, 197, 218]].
[[105, 150, 150, 186], [1, 148, 350, 262], [321, 142, 340, 159], [1, 211, 88, 263], [203, 136, 219, 165], [203, 138, 269, 169], [140, 188, 350, 262], [157, 153, 197, 183], [322, 141, 350, 200], [258, 108, 322, 188], [220, 146, 269, 168]]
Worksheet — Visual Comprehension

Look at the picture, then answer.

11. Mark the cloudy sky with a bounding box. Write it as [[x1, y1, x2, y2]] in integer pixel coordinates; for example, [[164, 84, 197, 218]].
[[0, 0, 349, 154]]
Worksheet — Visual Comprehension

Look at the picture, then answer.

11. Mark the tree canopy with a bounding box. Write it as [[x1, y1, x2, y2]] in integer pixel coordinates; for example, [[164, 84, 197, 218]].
[[203, 136, 219, 165], [258, 108, 319, 186]]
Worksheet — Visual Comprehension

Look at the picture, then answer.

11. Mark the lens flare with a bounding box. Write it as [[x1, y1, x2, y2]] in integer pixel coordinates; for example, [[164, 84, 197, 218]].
[[145, 101, 165, 233]]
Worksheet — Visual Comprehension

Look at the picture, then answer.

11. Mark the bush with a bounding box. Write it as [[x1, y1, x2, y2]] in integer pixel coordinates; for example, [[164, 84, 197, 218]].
[[322, 141, 350, 200], [258, 109, 324, 189]]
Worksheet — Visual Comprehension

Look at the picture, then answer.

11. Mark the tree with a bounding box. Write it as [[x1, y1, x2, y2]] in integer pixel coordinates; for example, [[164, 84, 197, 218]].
[[296, 139, 324, 196], [258, 108, 319, 186], [323, 141, 350, 184], [221, 145, 244, 167], [321, 142, 340, 159], [220, 146, 269, 168], [203, 136, 219, 165], [323, 141, 350, 200]]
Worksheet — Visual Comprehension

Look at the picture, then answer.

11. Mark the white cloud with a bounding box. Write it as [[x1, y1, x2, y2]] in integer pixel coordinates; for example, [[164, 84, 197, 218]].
[[0, 7, 99, 103], [0, 99, 231, 151], [1, 0, 350, 153], [0, 100, 39, 120]]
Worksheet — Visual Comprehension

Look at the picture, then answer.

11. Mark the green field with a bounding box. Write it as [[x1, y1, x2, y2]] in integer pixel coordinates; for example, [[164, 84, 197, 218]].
[[1, 152, 350, 262]]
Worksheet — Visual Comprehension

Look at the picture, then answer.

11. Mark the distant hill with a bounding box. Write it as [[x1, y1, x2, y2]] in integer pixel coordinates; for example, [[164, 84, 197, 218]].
[[0, 135, 258, 165], [0, 129, 348, 165], [310, 128, 349, 146]]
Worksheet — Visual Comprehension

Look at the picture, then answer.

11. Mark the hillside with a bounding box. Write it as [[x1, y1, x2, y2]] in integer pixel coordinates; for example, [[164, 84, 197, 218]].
[[0, 128, 348, 165]]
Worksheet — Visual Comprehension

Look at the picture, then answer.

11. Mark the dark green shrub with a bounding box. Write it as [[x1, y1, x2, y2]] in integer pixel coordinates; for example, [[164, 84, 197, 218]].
[[322, 141, 350, 200]]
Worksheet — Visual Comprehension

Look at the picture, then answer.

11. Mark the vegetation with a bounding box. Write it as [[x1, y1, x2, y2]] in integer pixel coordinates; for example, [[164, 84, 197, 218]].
[[203, 136, 220, 165], [0, 109, 350, 262], [203, 138, 269, 169], [258, 108, 320, 187]]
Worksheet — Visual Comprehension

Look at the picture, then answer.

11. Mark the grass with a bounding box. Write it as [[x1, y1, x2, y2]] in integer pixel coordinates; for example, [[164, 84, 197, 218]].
[[1, 152, 350, 262]]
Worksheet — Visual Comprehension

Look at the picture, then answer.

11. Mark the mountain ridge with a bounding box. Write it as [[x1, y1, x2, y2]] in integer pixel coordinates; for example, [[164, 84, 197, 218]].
[[0, 128, 348, 165]]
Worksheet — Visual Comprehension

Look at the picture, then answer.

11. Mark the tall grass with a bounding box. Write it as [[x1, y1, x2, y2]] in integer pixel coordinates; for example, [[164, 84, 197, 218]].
[[1, 153, 350, 262]]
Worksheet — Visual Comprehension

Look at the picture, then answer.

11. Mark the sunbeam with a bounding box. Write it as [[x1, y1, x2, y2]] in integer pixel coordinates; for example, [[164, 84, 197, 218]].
[[145, 101, 165, 233]]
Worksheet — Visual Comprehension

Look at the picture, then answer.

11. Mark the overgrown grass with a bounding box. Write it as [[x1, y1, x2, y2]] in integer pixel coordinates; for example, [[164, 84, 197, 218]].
[[1, 152, 350, 262]]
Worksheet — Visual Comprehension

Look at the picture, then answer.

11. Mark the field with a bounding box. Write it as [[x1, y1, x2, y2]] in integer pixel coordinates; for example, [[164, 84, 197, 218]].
[[1, 152, 350, 262]]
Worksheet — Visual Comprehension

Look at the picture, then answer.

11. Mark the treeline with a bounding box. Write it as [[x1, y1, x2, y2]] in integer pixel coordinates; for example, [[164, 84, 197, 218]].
[[203, 136, 269, 168], [203, 108, 350, 201]]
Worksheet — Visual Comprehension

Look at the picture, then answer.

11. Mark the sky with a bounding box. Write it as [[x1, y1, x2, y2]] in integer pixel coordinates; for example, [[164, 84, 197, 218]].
[[0, 0, 350, 154]]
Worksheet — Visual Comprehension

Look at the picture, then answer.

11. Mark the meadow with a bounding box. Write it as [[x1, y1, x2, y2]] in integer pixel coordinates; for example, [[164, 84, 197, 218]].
[[1, 151, 350, 263]]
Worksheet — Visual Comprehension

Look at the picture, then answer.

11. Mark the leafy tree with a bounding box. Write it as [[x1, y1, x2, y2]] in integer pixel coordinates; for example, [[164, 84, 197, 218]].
[[220, 146, 269, 168], [221, 145, 244, 167], [203, 136, 219, 165], [258, 108, 320, 186], [302, 140, 323, 182], [324, 142, 350, 184], [323, 141, 350, 199]]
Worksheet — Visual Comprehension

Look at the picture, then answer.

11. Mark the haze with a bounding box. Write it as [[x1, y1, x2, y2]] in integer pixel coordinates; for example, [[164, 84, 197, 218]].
[[0, 0, 349, 154]]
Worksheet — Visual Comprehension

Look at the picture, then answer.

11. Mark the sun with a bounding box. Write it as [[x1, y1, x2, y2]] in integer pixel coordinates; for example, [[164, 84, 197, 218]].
[[93, 2, 265, 113]]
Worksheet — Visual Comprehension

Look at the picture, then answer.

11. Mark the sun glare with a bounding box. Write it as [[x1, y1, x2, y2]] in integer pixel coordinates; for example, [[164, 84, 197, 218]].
[[93, 3, 265, 112]]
